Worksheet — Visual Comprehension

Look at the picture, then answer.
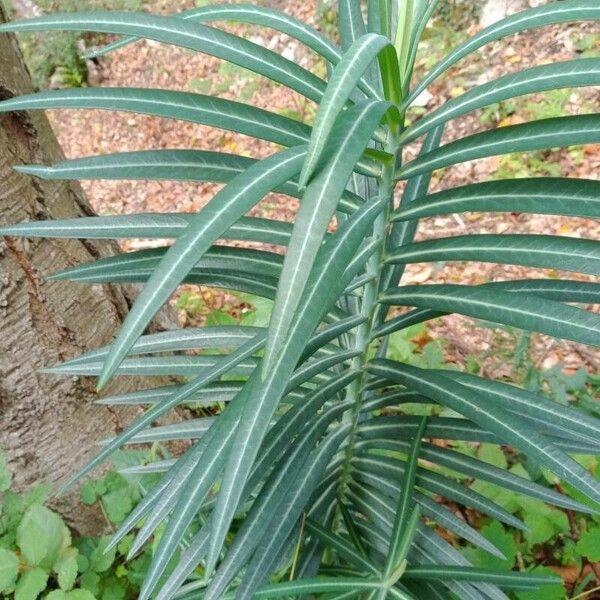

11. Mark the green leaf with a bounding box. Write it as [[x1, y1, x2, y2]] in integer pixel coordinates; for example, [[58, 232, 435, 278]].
[[17, 505, 69, 569], [386, 234, 600, 276], [524, 509, 568, 546], [86, 3, 378, 94], [385, 417, 427, 576], [299, 34, 394, 186], [265, 100, 389, 371], [0, 12, 326, 102], [16, 150, 292, 197], [404, 0, 600, 108], [0, 548, 19, 592], [236, 427, 351, 598], [304, 519, 380, 575], [397, 115, 600, 179], [89, 536, 116, 573], [403, 566, 559, 589], [0, 214, 293, 245], [575, 526, 600, 561], [0, 88, 310, 147], [207, 189, 389, 579], [95, 145, 305, 389], [392, 178, 600, 221], [51, 245, 283, 286], [339, 0, 367, 50], [66, 591, 96, 600], [401, 58, 600, 142], [379, 284, 600, 347], [55, 550, 79, 591], [367, 361, 600, 506], [464, 521, 516, 571], [440, 371, 600, 450], [14, 567, 48, 600], [514, 567, 566, 600]]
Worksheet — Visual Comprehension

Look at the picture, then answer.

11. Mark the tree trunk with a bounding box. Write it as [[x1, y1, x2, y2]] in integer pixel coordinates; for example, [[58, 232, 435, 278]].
[[0, 6, 172, 534]]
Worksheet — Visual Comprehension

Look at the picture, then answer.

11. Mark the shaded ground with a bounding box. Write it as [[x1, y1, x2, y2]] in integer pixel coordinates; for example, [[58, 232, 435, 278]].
[[43, 0, 600, 376]]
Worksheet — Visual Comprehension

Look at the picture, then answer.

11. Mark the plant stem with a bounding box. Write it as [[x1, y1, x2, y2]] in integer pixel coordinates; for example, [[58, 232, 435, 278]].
[[336, 130, 400, 507]]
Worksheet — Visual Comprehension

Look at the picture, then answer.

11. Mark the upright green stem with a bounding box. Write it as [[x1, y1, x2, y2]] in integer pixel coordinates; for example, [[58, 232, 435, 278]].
[[337, 130, 400, 505]]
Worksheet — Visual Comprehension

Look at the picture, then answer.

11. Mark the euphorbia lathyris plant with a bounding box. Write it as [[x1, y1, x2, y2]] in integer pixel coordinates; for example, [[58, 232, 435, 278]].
[[1, 1, 600, 598]]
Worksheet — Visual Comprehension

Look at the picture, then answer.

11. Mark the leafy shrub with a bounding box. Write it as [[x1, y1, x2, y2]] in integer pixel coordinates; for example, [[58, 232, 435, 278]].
[[1, 1, 600, 599]]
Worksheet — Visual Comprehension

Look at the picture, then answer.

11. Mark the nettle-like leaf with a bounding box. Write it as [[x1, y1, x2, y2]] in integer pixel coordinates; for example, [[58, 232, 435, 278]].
[[1, 1, 599, 599]]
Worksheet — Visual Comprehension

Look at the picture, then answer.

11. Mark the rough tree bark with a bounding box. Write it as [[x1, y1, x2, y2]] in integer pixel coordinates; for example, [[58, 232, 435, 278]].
[[0, 6, 172, 534]]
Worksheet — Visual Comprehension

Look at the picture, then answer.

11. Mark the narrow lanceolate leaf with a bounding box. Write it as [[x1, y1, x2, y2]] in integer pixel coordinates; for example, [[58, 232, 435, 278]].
[[392, 178, 600, 221], [63, 325, 260, 364], [404, 0, 600, 108], [439, 370, 600, 446], [90, 3, 339, 63], [15, 150, 364, 214], [206, 195, 389, 577], [0, 88, 311, 147], [0, 12, 327, 102], [94, 146, 304, 389], [367, 361, 600, 505], [397, 114, 600, 179], [375, 125, 445, 329], [200, 408, 353, 600], [403, 566, 559, 589], [0, 214, 294, 245], [304, 519, 380, 575], [299, 34, 395, 187], [51, 245, 284, 283], [373, 279, 600, 339], [237, 427, 351, 598], [357, 437, 593, 513], [16, 150, 285, 192], [339, 0, 368, 50], [385, 416, 427, 577], [264, 101, 390, 373], [401, 58, 600, 143], [386, 234, 600, 275], [379, 284, 600, 347]]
